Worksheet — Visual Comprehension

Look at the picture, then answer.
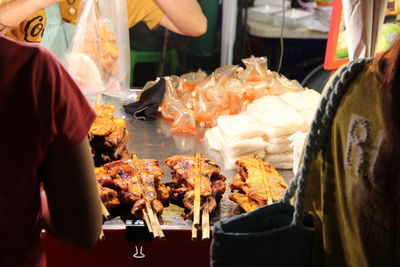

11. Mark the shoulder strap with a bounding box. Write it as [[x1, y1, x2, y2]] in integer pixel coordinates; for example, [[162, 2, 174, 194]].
[[280, 58, 372, 226]]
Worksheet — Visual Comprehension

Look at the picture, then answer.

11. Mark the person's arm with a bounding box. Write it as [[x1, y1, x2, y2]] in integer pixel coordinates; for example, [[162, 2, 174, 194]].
[[0, 0, 59, 32], [41, 137, 102, 249], [156, 0, 207, 37]]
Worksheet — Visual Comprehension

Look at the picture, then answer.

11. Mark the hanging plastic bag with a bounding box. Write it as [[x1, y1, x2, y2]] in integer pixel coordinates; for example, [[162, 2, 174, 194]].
[[65, 0, 130, 100]]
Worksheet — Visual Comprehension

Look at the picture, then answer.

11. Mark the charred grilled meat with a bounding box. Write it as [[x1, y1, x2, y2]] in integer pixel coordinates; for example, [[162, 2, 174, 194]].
[[95, 159, 169, 214], [165, 155, 226, 219], [89, 103, 130, 166], [229, 157, 287, 212]]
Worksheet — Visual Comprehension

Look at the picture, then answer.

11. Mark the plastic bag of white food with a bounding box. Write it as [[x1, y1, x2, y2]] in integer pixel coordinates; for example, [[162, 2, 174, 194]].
[[65, 0, 130, 99]]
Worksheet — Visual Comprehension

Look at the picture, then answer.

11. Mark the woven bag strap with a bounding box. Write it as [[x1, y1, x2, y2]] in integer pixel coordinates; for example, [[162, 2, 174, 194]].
[[279, 58, 372, 226]]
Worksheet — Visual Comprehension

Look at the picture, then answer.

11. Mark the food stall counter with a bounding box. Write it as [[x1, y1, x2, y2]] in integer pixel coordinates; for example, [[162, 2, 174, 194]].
[[43, 93, 293, 267]]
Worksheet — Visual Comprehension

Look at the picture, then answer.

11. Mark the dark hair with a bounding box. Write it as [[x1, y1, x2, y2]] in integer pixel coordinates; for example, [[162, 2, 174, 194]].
[[374, 35, 400, 179], [374, 34, 400, 253]]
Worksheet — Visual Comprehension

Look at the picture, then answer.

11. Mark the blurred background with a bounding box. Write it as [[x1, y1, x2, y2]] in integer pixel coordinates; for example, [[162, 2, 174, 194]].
[[129, 0, 400, 91]]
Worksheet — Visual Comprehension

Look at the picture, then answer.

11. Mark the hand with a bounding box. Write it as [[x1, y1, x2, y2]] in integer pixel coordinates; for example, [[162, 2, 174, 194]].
[[156, 0, 207, 37]]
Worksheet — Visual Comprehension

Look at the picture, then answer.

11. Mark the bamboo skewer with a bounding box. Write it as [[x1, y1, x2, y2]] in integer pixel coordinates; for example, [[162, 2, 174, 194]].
[[191, 224, 198, 240], [201, 206, 210, 240], [146, 207, 164, 239], [99, 229, 105, 240], [142, 209, 153, 234], [101, 202, 111, 220], [94, 94, 103, 108], [192, 153, 211, 240], [145, 202, 160, 239], [193, 153, 202, 228], [154, 213, 165, 240], [132, 153, 164, 239]]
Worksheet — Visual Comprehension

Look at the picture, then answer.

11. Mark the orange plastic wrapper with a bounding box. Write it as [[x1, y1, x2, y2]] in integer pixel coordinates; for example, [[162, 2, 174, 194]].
[[180, 70, 207, 91], [170, 109, 197, 135], [194, 92, 217, 126]]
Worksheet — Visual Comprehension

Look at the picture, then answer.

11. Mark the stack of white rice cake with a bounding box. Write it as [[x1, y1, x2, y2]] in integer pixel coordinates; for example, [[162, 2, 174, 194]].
[[205, 89, 321, 169]]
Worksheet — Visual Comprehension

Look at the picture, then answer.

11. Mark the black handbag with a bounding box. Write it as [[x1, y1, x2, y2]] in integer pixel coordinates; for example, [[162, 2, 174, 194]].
[[210, 59, 371, 267], [211, 193, 314, 267]]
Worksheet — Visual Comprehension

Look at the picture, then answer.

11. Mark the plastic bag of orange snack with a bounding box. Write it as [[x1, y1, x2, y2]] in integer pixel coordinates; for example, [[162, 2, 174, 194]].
[[214, 65, 239, 86], [66, 0, 130, 98], [269, 73, 304, 95], [194, 91, 217, 126], [239, 56, 271, 83], [170, 109, 197, 135], [197, 75, 229, 113], [180, 70, 207, 91], [161, 76, 182, 120], [161, 101, 181, 121]]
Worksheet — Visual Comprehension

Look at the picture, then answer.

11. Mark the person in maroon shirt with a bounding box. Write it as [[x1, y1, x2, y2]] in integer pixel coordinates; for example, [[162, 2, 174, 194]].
[[0, 34, 102, 266]]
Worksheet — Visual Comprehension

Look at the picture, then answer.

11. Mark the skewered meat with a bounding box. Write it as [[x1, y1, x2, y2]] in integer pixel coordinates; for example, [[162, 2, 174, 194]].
[[98, 186, 120, 209], [165, 155, 226, 219], [95, 159, 169, 214], [89, 103, 115, 136], [89, 103, 130, 166], [95, 167, 120, 209], [165, 155, 213, 197], [104, 118, 127, 147], [229, 157, 287, 212], [229, 193, 259, 212]]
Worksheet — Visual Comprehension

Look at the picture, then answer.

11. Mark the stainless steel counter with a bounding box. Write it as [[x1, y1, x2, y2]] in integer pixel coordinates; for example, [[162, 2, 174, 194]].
[[102, 94, 294, 230]]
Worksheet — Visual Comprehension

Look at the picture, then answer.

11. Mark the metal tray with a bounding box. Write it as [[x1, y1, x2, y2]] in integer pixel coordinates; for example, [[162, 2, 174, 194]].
[[101, 93, 294, 230]]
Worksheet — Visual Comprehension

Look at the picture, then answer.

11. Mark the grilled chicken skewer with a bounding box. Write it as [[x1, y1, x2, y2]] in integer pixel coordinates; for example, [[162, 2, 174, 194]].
[[95, 158, 169, 239], [229, 157, 287, 212], [165, 154, 226, 240], [132, 154, 165, 239]]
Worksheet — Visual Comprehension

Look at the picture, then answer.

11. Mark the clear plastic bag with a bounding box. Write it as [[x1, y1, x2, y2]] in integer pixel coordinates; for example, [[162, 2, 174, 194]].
[[65, 0, 130, 99], [198, 75, 229, 111], [270, 73, 304, 95], [239, 56, 270, 83], [214, 65, 239, 86], [170, 109, 197, 136], [160, 76, 182, 120], [180, 70, 207, 91], [194, 91, 217, 126]]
